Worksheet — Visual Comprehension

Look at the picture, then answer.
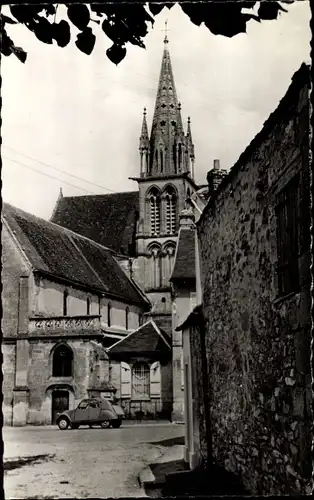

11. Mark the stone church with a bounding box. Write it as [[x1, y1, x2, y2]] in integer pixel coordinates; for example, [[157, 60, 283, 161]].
[[2, 35, 205, 425]]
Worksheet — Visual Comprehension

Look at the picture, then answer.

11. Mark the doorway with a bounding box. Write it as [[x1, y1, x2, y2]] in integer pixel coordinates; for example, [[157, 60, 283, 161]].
[[51, 390, 69, 424]]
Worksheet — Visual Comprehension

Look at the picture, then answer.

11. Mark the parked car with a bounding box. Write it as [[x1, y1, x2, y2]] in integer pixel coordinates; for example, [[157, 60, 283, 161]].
[[56, 397, 124, 430]]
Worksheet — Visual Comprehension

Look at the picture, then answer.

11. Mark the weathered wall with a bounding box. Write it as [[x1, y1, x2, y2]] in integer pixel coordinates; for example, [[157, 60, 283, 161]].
[[197, 67, 311, 494], [2, 343, 16, 425], [33, 278, 142, 332], [26, 339, 97, 424], [1, 223, 30, 337]]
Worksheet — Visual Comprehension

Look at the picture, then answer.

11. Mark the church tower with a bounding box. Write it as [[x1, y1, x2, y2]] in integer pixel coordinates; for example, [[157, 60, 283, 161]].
[[131, 32, 198, 321]]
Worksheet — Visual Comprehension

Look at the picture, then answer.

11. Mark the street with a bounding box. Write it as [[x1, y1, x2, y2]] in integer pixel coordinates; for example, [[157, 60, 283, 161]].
[[3, 423, 184, 498]]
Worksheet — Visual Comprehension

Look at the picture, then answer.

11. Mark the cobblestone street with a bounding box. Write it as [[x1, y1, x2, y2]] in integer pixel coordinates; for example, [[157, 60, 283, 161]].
[[3, 423, 184, 498]]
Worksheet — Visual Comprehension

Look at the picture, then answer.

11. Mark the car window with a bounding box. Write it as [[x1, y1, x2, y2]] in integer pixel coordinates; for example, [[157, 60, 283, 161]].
[[89, 400, 99, 408], [78, 400, 89, 409]]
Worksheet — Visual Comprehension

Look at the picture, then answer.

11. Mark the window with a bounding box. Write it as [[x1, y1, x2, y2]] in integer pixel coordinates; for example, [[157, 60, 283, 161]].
[[78, 400, 89, 409], [107, 303, 112, 327], [89, 400, 99, 408], [149, 188, 161, 236], [63, 290, 68, 316], [275, 176, 300, 296], [160, 149, 164, 173], [132, 363, 150, 399], [148, 244, 162, 288], [162, 243, 176, 286], [52, 344, 73, 377], [87, 297, 91, 315], [125, 307, 129, 330], [164, 186, 177, 234]]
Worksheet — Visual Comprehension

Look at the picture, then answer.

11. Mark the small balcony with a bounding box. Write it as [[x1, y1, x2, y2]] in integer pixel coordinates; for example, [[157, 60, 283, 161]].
[[28, 315, 101, 336]]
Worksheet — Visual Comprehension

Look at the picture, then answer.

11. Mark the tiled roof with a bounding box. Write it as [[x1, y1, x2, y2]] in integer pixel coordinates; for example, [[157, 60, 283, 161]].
[[50, 192, 139, 256], [108, 320, 170, 357], [2, 203, 148, 306], [170, 227, 196, 282]]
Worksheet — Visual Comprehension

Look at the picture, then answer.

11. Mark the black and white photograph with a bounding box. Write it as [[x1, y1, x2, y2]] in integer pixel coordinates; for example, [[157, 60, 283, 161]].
[[1, 1, 312, 498]]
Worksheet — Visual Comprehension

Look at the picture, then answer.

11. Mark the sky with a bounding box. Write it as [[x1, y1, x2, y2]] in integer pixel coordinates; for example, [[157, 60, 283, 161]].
[[1, 2, 311, 220]]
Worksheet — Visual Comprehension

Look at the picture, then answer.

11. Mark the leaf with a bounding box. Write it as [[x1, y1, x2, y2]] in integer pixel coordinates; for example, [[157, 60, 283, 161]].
[[67, 4, 90, 31], [258, 2, 287, 21], [44, 5, 56, 17], [75, 27, 96, 55], [32, 17, 53, 44], [106, 43, 127, 65], [148, 3, 165, 16], [52, 20, 71, 48], [1, 14, 17, 25], [11, 45, 27, 63]]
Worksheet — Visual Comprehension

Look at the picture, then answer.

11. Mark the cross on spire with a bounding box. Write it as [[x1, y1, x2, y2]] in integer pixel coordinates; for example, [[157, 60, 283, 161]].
[[161, 20, 169, 44]]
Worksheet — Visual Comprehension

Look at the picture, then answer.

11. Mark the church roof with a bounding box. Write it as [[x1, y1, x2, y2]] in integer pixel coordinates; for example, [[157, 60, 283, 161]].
[[170, 227, 196, 282], [50, 191, 139, 256], [2, 202, 148, 306], [108, 320, 170, 358]]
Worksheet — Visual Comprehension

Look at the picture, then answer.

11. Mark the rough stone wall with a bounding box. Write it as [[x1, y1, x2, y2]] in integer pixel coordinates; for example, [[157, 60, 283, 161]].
[[188, 324, 208, 466], [197, 70, 311, 494]]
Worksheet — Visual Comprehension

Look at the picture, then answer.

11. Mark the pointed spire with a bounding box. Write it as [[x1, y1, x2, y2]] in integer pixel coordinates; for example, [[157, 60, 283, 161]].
[[140, 107, 149, 141], [139, 32, 196, 179], [59, 187, 63, 198]]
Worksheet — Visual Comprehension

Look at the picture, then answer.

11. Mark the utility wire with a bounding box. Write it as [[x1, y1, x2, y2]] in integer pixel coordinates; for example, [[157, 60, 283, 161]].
[[2, 145, 116, 193], [2, 155, 102, 195]]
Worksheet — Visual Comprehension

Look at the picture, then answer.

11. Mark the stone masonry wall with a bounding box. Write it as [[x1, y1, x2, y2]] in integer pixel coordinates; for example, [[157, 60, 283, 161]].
[[197, 68, 311, 494]]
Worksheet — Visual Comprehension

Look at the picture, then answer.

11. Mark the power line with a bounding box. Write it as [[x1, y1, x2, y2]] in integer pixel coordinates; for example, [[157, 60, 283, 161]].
[[2, 145, 116, 193], [2, 155, 101, 195]]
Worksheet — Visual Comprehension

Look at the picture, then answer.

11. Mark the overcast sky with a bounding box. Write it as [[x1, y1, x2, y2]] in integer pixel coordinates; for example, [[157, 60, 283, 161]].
[[2, 2, 311, 220]]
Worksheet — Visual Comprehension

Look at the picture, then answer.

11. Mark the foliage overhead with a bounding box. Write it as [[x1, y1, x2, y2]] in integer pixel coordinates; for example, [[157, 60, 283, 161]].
[[0, 1, 292, 65]]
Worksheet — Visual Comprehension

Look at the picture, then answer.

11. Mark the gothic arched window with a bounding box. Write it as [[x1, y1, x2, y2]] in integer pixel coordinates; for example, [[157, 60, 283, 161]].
[[148, 187, 161, 236], [52, 344, 73, 377], [178, 143, 182, 171], [160, 149, 164, 173], [132, 362, 150, 399], [164, 186, 177, 235], [162, 242, 176, 286], [148, 243, 162, 289]]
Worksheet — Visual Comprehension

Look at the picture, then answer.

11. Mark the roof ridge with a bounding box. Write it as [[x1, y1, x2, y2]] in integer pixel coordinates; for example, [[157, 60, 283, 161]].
[[151, 320, 171, 349], [60, 190, 138, 200], [3, 201, 115, 254], [107, 319, 154, 352]]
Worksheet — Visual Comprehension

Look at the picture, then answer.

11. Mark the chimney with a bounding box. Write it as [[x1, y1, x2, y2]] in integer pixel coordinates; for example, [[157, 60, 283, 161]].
[[206, 159, 227, 198], [213, 159, 220, 170]]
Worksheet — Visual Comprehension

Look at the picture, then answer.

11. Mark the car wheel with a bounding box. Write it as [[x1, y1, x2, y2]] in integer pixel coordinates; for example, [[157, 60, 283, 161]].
[[101, 421, 110, 429], [58, 418, 70, 430], [111, 419, 122, 429]]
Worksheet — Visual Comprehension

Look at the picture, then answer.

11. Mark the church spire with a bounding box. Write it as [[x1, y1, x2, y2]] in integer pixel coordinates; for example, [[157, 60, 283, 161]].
[[139, 31, 195, 179]]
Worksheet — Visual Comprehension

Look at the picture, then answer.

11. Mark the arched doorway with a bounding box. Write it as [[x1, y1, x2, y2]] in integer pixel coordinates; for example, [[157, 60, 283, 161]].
[[51, 390, 69, 424]]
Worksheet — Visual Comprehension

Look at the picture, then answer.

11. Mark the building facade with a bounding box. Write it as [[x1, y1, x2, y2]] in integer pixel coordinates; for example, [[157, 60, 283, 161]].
[[187, 63, 312, 494], [2, 203, 149, 425]]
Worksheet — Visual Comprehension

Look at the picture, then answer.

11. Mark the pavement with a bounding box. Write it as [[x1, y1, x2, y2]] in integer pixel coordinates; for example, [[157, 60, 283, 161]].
[[138, 443, 186, 490], [3, 423, 184, 498]]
